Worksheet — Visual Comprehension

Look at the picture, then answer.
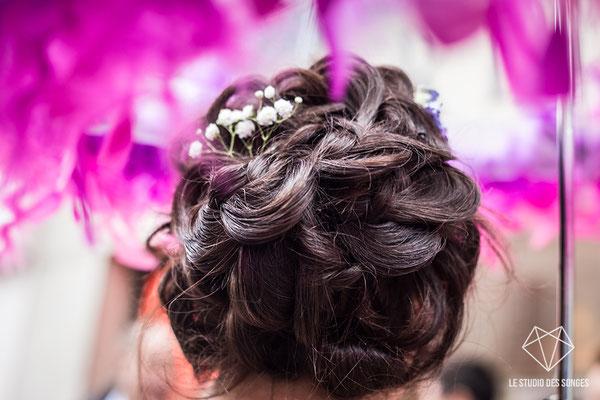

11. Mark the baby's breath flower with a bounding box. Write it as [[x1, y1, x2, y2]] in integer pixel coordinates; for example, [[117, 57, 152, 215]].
[[216, 109, 234, 126], [274, 99, 294, 118], [205, 123, 219, 140], [242, 104, 254, 119], [256, 106, 277, 126], [235, 120, 255, 139], [195, 128, 203, 135], [264, 85, 275, 99], [202, 90, 300, 158], [188, 141, 203, 158], [231, 109, 244, 123]]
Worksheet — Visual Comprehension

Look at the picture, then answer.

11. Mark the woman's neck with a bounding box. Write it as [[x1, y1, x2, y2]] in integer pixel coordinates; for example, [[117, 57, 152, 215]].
[[206, 373, 411, 400], [208, 374, 328, 400]]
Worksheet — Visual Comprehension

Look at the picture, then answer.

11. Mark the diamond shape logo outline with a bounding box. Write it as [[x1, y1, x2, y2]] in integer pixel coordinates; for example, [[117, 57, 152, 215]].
[[522, 326, 574, 372]]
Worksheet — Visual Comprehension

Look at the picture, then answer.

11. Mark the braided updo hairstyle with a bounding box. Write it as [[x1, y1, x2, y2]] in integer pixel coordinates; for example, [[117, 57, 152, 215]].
[[154, 56, 497, 399]]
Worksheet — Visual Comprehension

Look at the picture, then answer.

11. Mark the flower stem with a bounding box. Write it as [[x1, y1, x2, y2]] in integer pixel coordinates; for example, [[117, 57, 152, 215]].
[[215, 131, 228, 152], [260, 127, 275, 154], [241, 139, 253, 157], [228, 128, 236, 155], [205, 141, 230, 156]]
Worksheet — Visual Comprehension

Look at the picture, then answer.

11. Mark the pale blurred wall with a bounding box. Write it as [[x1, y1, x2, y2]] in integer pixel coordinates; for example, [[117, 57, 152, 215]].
[[0, 206, 111, 400]]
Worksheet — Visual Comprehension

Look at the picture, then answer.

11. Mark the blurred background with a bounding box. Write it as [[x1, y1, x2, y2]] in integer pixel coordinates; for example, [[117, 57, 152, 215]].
[[0, 0, 599, 399]]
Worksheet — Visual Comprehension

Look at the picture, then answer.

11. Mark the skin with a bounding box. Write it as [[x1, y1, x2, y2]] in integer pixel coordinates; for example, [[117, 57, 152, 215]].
[[204, 374, 408, 400], [207, 375, 329, 400]]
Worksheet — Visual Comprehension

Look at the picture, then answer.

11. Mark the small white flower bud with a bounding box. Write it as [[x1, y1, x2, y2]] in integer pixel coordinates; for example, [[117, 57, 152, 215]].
[[231, 109, 244, 123], [264, 85, 275, 99], [216, 108, 235, 126], [274, 99, 294, 118], [235, 120, 255, 139], [254, 90, 264, 99], [294, 96, 303, 104], [242, 104, 254, 119], [188, 141, 203, 158], [256, 106, 277, 126], [204, 123, 219, 140]]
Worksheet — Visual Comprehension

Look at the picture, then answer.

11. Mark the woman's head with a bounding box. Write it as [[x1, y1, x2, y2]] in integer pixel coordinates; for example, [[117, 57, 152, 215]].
[[155, 56, 493, 398]]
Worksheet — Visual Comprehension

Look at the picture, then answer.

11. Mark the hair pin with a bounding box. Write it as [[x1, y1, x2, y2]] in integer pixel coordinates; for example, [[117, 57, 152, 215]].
[[414, 86, 447, 140]]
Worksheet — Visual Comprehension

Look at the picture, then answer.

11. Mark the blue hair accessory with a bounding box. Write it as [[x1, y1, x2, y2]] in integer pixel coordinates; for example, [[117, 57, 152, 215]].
[[414, 86, 447, 141]]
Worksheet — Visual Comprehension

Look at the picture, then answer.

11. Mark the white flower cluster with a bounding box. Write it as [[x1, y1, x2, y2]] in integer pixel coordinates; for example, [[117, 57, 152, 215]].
[[188, 85, 303, 159]]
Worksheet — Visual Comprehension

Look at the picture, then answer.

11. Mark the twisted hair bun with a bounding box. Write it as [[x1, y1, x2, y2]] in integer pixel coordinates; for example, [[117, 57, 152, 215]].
[[156, 56, 493, 399]]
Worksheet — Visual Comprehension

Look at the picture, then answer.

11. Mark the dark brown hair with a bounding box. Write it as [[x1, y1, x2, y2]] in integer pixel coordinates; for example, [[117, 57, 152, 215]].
[[152, 56, 501, 399]]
